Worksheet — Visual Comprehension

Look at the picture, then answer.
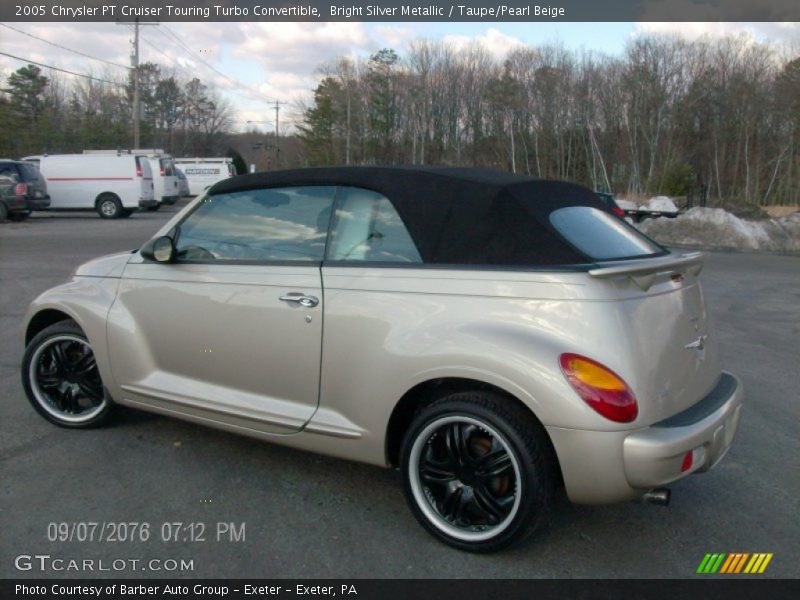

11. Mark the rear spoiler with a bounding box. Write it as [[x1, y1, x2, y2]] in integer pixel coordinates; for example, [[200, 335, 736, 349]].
[[588, 252, 704, 291]]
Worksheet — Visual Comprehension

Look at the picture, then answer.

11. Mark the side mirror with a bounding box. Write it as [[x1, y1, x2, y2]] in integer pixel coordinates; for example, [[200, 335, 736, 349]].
[[140, 236, 175, 263]]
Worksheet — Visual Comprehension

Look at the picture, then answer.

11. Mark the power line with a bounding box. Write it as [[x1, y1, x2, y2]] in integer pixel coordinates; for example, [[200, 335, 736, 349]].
[[0, 23, 131, 71], [159, 26, 239, 87], [156, 25, 280, 107], [140, 30, 263, 106], [140, 33, 177, 64], [137, 29, 283, 117], [0, 51, 123, 87]]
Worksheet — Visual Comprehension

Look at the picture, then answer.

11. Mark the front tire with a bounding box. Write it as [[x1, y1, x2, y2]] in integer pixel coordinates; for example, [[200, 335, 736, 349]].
[[21, 320, 112, 428], [400, 392, 553, 552], [96, 194, 123, 219]]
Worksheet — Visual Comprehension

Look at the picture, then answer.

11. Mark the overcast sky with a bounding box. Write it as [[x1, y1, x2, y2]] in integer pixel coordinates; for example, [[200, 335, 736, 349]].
[[1, 21, 797, 132]]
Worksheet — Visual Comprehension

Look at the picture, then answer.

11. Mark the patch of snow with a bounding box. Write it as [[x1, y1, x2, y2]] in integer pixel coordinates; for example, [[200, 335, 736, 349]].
[[637, 207, 800, 253], [648, 196, 679, 212], [616, 199, 637, 211]]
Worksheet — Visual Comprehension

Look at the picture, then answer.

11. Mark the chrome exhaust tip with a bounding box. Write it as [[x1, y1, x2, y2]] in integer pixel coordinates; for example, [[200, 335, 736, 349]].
[[642, 488, 671, 507]]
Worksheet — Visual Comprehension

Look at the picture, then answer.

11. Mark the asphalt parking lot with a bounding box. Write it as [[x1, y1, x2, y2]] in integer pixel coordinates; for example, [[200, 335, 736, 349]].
[[1, 207, 798, 578]]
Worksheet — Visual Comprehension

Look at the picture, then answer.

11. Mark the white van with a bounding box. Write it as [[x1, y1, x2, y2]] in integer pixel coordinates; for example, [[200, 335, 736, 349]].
[[144, 155, 179, 208], [23, 154, 156, 218], [173, 157, 236, 196], [84, 150, 178, 209]]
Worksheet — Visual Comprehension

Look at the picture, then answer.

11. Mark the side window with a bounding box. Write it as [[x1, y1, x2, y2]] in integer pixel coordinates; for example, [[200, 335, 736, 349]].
[[175, 186, 336, 262], [327, 187, 421, 263]]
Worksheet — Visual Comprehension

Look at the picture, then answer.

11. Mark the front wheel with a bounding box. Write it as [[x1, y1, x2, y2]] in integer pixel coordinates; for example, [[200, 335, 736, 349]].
[[21, 320, 112, 428], [400, 392, 553, 552]]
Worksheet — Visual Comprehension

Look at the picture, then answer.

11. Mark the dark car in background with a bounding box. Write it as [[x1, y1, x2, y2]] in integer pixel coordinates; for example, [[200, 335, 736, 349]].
[[0, 171, 27, 221], [0, 159, 50, 219], [594, 191, 626, 218]]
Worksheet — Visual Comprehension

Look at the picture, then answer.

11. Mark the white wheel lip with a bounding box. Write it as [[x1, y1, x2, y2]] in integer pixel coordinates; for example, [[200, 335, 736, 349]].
[[408, 414, 523, 543], [28, 333, 107, 424]]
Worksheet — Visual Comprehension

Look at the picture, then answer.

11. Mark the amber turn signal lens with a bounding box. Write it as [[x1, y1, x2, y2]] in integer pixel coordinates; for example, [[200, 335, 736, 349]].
[[559, 353, 638, 423]]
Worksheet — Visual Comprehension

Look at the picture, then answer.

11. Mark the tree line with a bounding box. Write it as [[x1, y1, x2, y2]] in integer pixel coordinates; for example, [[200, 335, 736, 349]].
[[0, 62, 234, 159], [298, 35, 800, 205]]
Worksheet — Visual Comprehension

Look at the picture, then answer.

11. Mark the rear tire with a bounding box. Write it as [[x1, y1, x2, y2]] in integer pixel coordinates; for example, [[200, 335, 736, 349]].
[[96, 194, 123, 219], [0, 202, 8, 222], [145, 204, 160, 212], [400, 391, 554, 553]]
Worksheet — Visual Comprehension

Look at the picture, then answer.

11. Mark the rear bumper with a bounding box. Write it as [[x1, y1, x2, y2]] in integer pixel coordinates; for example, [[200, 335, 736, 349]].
[[547, 372, 744, 504], [139, 198, 158, 209], [3, 196, 27, 212], [26, 194, 50, 210]]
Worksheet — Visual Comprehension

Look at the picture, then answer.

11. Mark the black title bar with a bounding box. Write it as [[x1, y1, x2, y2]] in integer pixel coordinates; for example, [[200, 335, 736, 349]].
[[4, 0, 800, 22], [3, 579, 799, 600]]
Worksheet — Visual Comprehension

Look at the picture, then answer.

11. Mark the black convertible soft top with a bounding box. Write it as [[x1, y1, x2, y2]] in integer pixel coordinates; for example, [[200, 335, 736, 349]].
[[209, 166, 609, 266]]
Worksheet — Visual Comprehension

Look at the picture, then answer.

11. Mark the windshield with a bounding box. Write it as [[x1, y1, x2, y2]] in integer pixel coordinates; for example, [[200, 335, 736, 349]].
[[550, 206, 664, 261]]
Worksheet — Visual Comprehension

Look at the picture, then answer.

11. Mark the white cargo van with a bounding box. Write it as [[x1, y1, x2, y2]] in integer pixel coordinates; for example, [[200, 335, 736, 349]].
[[144, 155, 179, 208], [23, 154, 156, 218], [84, 150, 179, 209], [173, 157, 236, 196]]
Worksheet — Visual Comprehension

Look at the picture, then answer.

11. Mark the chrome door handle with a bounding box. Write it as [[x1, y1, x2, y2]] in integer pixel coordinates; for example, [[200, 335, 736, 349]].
[[279, 294, 319, 308]]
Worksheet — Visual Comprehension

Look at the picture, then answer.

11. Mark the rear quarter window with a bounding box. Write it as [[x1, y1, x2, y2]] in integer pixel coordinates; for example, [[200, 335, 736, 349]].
[[549, 206, 664, 261]]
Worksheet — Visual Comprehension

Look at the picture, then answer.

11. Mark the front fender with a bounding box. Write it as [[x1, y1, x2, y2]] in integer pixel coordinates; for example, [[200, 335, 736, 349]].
[[24, 277, 121, 395]]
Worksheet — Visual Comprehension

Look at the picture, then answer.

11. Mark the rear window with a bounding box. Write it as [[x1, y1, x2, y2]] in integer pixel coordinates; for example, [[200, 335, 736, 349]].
[[17, 163, 41, 180], [160, 159, 175, 176], [549, 206, 664, 260]]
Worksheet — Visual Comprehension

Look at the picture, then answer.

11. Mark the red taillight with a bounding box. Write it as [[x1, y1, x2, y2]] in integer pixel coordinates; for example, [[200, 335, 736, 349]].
[[613, 207, 625, 217], [160, 166, 165, 176], [136, 163, 143, 177], [14, 182, 26, 196], [681, 451, 693, 472], [559, 353, 638, 423]]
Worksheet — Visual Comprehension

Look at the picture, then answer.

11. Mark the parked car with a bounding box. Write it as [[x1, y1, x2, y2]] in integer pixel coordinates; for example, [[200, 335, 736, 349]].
[[594, 191, 626, 218], [0, 159, 50, 219], [175, 167, 191, 197], [173, 157, 236, 196], [23, 153, 156, 218], [0, 171, 26, 221], [20, 167, 743, 552]]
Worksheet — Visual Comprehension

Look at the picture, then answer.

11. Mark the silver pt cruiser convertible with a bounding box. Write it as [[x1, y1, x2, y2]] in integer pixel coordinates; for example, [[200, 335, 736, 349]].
[[22, 167, 743, 552]]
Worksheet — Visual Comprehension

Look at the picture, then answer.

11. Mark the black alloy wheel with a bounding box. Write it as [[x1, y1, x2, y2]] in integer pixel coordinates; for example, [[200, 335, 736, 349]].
[[400, 392, 554, 552], [21, 320, 112, 427]]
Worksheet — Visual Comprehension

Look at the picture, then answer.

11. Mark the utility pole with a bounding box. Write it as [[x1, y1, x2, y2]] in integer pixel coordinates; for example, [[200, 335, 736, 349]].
[[274, 100, 280, 169], [118, 18, 158, 149], [132, 19, 140, 148], [247, 99, 286, 170]]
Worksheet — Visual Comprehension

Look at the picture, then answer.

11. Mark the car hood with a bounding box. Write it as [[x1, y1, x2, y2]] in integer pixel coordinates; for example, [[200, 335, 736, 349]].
[[74, 251, 134, 278]]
